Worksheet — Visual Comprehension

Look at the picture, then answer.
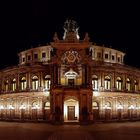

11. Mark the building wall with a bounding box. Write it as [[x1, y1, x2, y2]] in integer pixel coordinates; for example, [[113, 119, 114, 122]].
[[0, 28, 140, 122]]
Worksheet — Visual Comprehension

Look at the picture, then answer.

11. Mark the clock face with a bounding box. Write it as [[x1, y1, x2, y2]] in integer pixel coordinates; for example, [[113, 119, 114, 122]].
[[62, 50, 81, 64]]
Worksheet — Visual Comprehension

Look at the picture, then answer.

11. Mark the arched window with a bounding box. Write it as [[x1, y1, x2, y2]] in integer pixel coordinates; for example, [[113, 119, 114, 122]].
[[126, 78, 131, 91], [92, 75, 98, 91], [5, 80, 9, 92], [117, 102, 123, 110], [134, 80, 138, 92], [12, 78, 16, 91], [104, 102, 111, 109], [92, 101, 99, 109], [116, 77, 122, 90], [104, 76, 111, 90], [20, 77, 26, 90], [44, 75, 51, 90], [32, 101, 39, 109], [44, 102, 50, 109], [32, 76, 39, 90]]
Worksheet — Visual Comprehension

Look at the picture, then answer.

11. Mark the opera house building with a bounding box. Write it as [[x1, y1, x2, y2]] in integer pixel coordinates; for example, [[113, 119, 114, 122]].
[[0, 20, 140, 123]]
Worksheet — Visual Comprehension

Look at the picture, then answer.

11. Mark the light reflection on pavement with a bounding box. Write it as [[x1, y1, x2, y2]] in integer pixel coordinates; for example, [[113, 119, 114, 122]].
[[0, 121, 140, 140]]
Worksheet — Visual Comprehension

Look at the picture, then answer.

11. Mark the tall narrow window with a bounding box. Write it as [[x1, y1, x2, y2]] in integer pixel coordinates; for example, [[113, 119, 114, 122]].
[[32, 76, 39, 90], [20, 77, 26, 90], [12, 78, 16, 91], [134, 80, 138, 92], [116, 77, 122, 90], [44, 75, 51, 90], [5, 80, 9, 92], [22, 57, 25, 62], [126, 78, 131, 91], [117, 57, 120, 62], [92, 75, 98, 90], [42, 52, 46, 58], [27, 55, 31, 61], [97, 52, 101, 59], [112, 55, 115, 60], [105, 54, 108, 59], [104, 76, 111, 90], [34, 53, 38, 59]]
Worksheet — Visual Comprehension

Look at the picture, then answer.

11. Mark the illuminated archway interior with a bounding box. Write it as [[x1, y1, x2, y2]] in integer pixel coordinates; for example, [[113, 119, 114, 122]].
[[64, 98, 79, 122]]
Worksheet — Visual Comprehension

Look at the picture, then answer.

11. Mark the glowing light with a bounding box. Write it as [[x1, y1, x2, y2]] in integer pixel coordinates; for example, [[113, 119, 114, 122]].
[[117, 104, 123, 109], [45, 91, 50, 96], [64, 104, 67, 120], [103, 104, 111, 109], [135, 106, 140, 110], [93, 91, 98, 97], [64, 99, 79, 121], [0, 105, 4, 109], [32, 104, 40, 109], [8, 105, 14, 109], [128, 105, 135, 109], [19, 104, 26, 110]]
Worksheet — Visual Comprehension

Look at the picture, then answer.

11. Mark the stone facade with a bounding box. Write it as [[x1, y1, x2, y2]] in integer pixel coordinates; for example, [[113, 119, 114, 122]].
[[0, 20, 140, 123]]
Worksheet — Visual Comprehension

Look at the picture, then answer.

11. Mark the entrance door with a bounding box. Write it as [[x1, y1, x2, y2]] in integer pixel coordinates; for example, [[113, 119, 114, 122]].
[[68, 79, 74, 86], [68, 106, 75, 120]]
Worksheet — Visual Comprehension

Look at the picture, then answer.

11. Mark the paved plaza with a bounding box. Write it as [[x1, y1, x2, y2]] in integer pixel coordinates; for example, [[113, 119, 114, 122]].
[[0, 121, 140, 140]]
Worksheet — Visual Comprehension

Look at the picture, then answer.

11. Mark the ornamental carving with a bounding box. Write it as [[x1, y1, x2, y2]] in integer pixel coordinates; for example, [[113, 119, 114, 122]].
[[61, 50, 81, 64]]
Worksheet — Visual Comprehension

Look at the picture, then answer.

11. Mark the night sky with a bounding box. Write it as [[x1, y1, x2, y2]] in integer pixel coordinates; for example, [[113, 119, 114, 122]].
[[0, 1, 139, 69]]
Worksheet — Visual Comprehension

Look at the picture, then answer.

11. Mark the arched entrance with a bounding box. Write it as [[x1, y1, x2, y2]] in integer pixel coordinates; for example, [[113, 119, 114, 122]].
[[64, 97, 79, 122]]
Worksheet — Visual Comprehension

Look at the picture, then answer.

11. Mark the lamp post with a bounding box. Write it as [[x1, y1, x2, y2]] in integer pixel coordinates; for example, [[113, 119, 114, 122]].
[[19, 104, 26, 121], [117, 104, 123, 120]]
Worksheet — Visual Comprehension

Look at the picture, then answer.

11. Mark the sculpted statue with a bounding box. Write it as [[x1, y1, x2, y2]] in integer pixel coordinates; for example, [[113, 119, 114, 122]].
[[63, 19, 80, 40]]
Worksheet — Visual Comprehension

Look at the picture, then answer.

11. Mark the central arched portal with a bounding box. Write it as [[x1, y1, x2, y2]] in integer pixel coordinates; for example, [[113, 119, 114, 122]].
[[64, 98, 79, 122]]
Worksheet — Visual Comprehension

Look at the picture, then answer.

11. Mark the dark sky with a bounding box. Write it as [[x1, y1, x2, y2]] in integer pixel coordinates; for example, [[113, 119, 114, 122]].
[[0, 1, 140, 69]]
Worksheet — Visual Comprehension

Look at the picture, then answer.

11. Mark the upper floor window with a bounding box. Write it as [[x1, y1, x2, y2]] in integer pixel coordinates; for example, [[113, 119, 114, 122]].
[[126, 78, 131, 91], [42, 52, 46, 58], [5, 80, 9, 91], [112, 55, 115, 60], [27, 55, 31, 61], [12, 78, 16, 91], [134, 80, 138, 91], [34, 53, 38, 59], [117, 57, 120, 62], [44, 75, 51, 90], [22, 57, 25, 62], [92, 75, 98, 90], [97, 52, 101, 58], [116, 77, 122, 90], [105, 53, 109, 59], [20, 77, 26, 90], [104, 76, 111, 90], [32, 76, 39, 90]]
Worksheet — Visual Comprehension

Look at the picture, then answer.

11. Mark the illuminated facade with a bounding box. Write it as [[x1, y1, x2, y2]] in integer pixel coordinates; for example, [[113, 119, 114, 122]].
[[0, 20, 140, 123]]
